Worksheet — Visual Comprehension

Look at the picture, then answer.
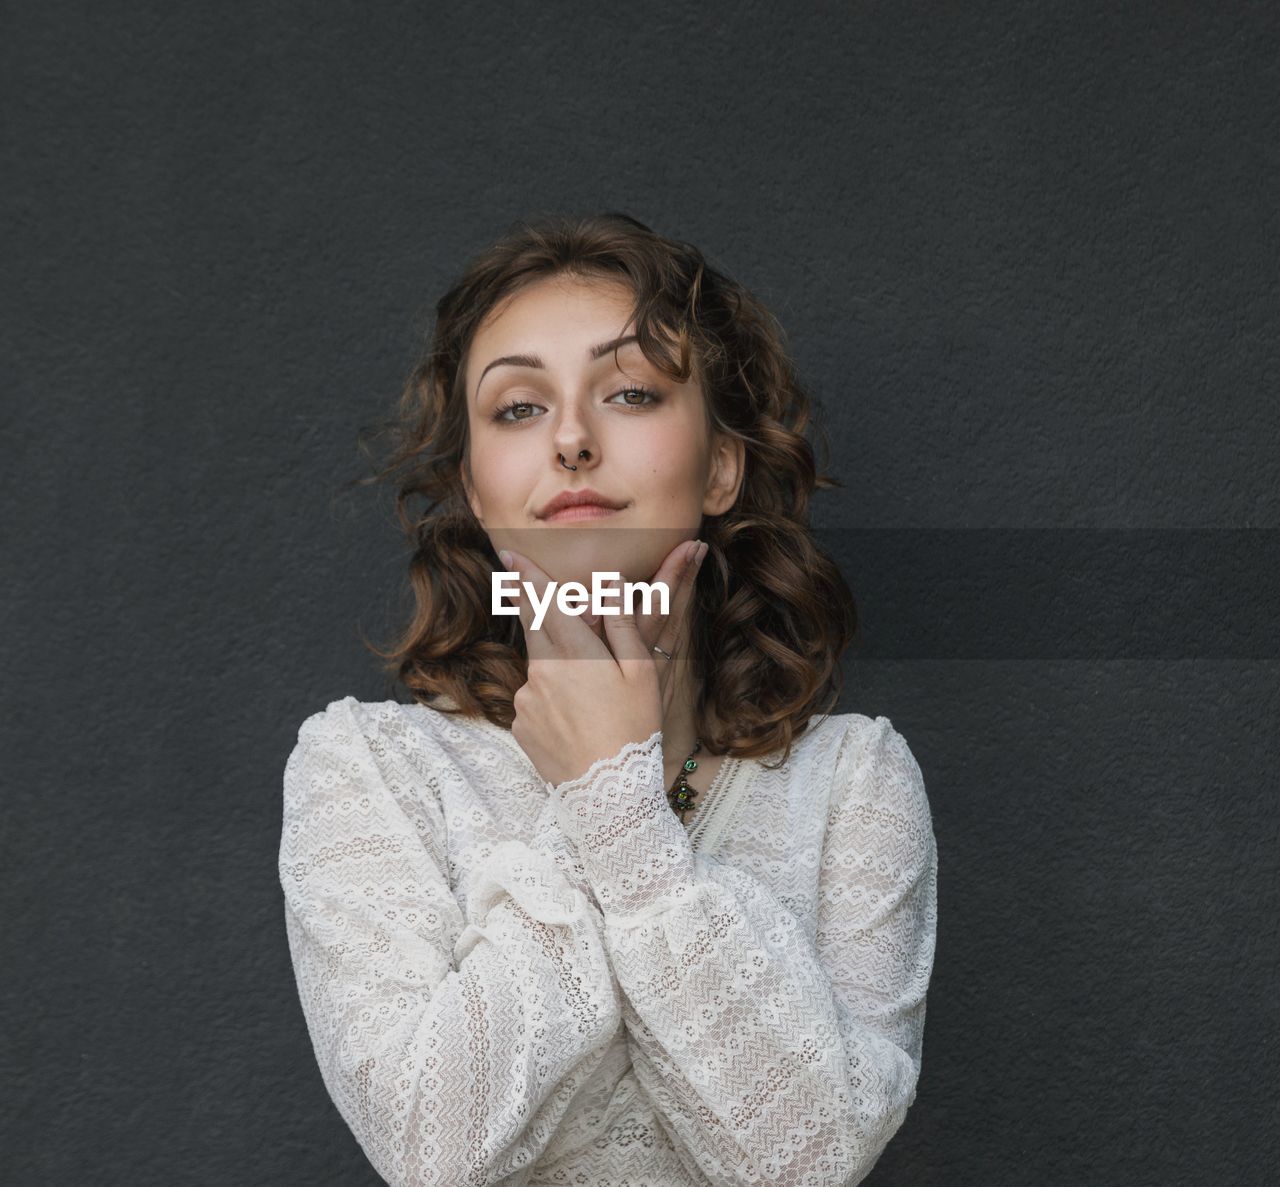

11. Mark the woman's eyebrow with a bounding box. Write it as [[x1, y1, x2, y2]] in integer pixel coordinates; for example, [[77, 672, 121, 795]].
[[474, 334, 640, 397]]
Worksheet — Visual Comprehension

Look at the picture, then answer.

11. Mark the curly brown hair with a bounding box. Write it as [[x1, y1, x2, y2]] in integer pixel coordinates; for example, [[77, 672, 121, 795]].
[[347, 211, 858, 767]]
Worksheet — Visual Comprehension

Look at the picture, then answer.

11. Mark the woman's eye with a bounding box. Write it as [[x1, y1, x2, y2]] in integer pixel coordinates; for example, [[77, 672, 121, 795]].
[[493, 401, 542, 422], [608, 386, 659, 407]]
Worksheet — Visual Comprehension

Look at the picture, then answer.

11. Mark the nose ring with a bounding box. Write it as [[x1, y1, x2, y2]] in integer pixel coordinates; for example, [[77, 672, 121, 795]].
[[559, 449, 590, 471]]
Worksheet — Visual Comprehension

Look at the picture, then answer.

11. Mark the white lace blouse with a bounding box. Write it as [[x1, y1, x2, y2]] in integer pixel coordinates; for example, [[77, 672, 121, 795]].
[[278, 695, 938, 1186]]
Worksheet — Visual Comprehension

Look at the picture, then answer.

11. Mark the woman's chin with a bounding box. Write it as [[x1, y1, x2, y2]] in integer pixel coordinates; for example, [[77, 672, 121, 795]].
[[491, 525, 687, 587]]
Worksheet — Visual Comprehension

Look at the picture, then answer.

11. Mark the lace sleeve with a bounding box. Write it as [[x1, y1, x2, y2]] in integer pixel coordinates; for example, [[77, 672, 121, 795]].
[[547, 720, 938, 1186], [278, 698, 624, 1187]]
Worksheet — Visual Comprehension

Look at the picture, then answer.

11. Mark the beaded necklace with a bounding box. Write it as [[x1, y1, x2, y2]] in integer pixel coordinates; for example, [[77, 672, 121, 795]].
[[667, 738, 704, 822]]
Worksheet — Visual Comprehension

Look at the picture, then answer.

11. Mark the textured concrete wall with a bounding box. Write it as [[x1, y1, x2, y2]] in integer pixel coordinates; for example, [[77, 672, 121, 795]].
[[4, 2, 1276, 1184]]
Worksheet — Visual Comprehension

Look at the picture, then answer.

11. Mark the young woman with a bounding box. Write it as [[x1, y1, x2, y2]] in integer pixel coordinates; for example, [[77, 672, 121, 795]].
[[279, 213, 938, 1186]]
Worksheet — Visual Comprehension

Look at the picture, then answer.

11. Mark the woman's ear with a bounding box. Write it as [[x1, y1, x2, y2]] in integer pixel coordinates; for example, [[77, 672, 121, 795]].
[[702, 432, 746, 516]]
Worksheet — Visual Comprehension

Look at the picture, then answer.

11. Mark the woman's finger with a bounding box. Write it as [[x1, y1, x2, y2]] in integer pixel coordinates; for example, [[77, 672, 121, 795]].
[[501, 549, 601, 660], [498, 549, 549, 659], [650, 539, 706, 660], [600, 595, 660, 685], [635, 538, 698, 646]]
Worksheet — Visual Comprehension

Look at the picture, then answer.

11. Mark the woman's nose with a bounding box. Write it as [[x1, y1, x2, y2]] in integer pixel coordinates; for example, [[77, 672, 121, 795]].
[[552, 417, 596, 469], [558, 448, 592, 470]]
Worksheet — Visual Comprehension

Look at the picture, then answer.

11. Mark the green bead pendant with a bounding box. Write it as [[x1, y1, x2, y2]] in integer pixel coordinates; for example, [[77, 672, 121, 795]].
[[668, 738, 704, 821]]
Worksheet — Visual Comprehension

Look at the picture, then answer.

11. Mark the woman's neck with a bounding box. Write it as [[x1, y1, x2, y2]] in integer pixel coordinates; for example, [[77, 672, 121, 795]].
[[660, 654, 705, 781]]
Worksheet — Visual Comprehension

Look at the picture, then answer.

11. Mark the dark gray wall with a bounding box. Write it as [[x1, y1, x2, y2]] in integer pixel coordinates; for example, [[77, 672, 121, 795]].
[[4, 2, 1276, 1184]]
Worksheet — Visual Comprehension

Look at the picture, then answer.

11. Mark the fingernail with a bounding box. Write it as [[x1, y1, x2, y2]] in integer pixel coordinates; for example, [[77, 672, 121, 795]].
[[695, 541, 708, 564], [499, 550, 514, 569]]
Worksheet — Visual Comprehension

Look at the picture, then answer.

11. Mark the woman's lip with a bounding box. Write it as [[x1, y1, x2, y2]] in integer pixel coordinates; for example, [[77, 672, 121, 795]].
[[542, 504, 623, 523]]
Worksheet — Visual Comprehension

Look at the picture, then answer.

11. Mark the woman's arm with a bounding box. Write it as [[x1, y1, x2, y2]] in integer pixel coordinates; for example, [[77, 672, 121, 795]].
[[278, 698, 623, 1187], [548, 717, 938, 1187]]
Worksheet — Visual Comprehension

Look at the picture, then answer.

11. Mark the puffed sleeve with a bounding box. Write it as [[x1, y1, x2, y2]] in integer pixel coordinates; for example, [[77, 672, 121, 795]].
[[546, 718, 938, 1186], [278, 698, 624, 1187]]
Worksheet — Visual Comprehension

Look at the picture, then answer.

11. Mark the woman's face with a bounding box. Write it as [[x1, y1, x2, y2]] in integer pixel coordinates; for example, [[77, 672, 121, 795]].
[[462, 273, 743, 590]]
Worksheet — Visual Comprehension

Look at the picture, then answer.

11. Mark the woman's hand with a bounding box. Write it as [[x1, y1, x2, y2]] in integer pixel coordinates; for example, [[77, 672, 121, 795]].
[[500, 539, 706, 787]]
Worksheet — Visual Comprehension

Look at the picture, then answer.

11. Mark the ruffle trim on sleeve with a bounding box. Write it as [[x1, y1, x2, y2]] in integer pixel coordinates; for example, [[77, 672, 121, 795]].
[[545, 728, 665, 799], [548, 729, 701, 920]]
